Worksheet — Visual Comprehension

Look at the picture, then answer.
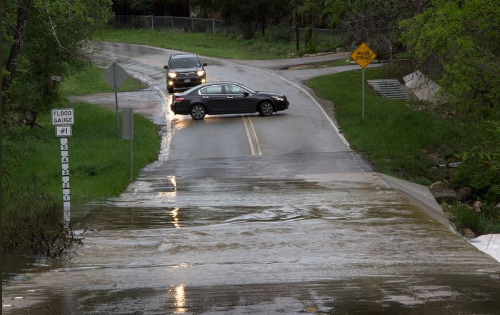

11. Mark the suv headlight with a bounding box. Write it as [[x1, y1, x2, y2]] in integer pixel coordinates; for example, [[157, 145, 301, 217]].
[[168, 72, 177, 78], [271, 96, 285, 102], [197, 70, 205, 76]]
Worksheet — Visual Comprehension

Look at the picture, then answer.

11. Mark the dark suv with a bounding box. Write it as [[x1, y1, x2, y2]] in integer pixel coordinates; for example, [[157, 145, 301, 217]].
[[164, 53, 207, 93]]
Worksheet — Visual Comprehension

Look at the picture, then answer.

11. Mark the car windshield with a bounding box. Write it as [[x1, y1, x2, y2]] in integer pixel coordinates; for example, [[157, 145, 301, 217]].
[[170, 57, 201, 69]]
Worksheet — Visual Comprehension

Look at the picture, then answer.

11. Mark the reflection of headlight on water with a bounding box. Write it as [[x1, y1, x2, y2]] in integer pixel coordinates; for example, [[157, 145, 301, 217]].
[[168, 72, 177, 78], [174, 284, 187, 313]]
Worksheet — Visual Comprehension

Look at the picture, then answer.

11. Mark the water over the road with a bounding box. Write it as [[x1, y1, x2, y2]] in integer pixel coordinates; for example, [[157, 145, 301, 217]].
[[3, 153, 500, 314]]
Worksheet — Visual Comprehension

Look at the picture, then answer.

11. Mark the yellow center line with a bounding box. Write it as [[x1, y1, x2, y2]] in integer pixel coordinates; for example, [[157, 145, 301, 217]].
[[241, 116, 255, 156], [247, 116, 262, 155]]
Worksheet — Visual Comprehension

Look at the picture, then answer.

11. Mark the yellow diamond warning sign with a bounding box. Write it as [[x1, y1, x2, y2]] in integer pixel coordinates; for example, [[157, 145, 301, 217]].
[[351, 42, 377, 69]]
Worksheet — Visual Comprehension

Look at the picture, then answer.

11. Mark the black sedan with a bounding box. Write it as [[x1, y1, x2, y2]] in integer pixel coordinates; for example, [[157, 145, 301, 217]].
[[170, 82, 289, 120]]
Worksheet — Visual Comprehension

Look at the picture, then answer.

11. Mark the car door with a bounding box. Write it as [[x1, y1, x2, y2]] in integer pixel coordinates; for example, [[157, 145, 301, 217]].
[[199, 85, 226, 113], [224, 84, 256, 113]]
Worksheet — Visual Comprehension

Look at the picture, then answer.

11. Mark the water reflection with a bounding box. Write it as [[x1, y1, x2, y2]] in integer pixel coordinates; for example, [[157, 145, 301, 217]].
[[158, 176, 177, 200], [173, 284, 187, 313], [170, 207, 180, 228]]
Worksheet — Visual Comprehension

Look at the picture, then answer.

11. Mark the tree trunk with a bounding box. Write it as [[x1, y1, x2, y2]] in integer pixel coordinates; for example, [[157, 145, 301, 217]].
[[2, 0, 32, 111], [293, 0, 299, 51]]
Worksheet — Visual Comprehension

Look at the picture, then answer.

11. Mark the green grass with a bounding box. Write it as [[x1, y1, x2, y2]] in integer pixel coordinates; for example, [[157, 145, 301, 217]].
[[93, 29, 298, 60], [2, 100, 160, 213], [447, 203, 500, 234], [60, 65, 147, 97], [2, 66, 160, 214], [307, 67, 456, 184]]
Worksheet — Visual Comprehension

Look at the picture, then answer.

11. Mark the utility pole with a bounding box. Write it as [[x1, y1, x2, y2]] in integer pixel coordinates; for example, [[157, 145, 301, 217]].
[[293, 0, 299, 51]]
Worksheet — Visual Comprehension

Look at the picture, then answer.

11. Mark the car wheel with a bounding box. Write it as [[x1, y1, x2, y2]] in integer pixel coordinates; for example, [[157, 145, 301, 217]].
[[190, 104, 206, 120], [259, 101, 274, 117], [168, 86, 174, 94]]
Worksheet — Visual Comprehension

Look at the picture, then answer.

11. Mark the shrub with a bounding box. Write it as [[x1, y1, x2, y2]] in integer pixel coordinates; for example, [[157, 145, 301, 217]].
[[454, 120, 500, 204], [449, 203, 485, 233]]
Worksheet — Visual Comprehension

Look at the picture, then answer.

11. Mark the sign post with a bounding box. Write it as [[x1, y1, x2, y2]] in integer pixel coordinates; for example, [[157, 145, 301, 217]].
[[350, 42, 377, 119], [51, 108, 74, 226], [101, 62, 130, 138], [122, 108, 134, 182]]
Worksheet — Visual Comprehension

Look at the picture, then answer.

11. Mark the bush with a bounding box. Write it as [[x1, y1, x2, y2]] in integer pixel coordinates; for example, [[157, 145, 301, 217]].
[[266, 23, 292, 43], [449, 203, 485, 233], [454, 120, 500, 204]]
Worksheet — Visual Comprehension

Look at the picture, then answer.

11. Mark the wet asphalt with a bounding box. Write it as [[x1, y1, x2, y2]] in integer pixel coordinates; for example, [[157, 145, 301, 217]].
[[2, 42, 499, 314]]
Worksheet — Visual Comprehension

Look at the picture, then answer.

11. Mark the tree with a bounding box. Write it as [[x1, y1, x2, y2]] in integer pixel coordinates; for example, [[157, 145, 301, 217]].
[[2, 0, 32, 112], [400, 0, 500, 117], [2, 0, 113, 125]]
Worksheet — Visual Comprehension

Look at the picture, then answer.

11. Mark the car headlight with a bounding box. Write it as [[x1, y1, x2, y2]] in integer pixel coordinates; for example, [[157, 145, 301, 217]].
[[197, 70, 205, 77], [271, 96, 285, 102], [168, 72, 177, 78]]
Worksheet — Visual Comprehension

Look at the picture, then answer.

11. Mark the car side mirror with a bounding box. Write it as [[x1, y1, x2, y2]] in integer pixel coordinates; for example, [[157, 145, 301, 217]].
[[163, 65, 169, 70], [202, 63, 207, 67], [243, 92, 249, 97]]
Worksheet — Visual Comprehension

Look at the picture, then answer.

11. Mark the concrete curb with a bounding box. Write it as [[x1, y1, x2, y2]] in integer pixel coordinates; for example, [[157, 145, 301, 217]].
[[380, 173, 457, 234]]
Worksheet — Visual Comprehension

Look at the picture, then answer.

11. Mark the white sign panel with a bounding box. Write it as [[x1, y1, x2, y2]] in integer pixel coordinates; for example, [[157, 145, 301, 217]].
[[56, 126, 72, 137], [52, 108, 74, 125]]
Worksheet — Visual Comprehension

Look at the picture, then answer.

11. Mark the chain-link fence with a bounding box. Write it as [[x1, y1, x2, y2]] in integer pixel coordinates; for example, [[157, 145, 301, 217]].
[[112, 15, 393, 56], [112, 15, 228, 33]]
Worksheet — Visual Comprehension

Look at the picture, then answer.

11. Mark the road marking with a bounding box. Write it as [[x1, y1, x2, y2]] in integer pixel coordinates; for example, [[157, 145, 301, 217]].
[[241, 116, 255, 155], [247, 116, 262, 155], [202, 75, 260, 156]]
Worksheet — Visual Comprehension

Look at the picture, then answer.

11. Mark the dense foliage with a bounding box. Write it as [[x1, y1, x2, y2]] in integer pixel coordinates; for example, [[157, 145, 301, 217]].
[[2, 0, 113, 126], [400, 0, 500, 118]]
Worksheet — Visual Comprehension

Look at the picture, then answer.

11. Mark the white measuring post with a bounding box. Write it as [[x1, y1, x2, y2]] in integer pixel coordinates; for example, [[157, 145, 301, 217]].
[[52, 109, 74, 226]]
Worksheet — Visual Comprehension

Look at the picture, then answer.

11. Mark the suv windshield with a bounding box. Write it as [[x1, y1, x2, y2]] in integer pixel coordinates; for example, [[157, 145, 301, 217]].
[[170, 57, 201, 69]]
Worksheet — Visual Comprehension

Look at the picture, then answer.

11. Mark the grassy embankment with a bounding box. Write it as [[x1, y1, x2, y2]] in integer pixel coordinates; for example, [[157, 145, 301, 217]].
[[2, 66, 160, 214], [307, 67, 499, 234], [94, 29, 302, 59]]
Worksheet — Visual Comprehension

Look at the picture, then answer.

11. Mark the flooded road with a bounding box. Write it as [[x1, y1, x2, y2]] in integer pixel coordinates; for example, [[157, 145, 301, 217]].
[[3, 43, 499, 314]]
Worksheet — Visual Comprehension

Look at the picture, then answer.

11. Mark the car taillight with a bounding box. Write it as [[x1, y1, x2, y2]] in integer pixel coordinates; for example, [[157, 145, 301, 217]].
[[174, 97, 184, 103]]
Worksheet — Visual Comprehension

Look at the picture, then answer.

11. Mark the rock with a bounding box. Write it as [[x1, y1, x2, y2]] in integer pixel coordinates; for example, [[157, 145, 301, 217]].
[[456, 187, 472, 201], [463, 228, 476, 238], [473, 201, 482, 213], [430, 188, 458, 204], [444, 211, 455, 221], [494, 202, 500, 210], [429, 181, 444, 190], [336, 47, 343, 53]]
